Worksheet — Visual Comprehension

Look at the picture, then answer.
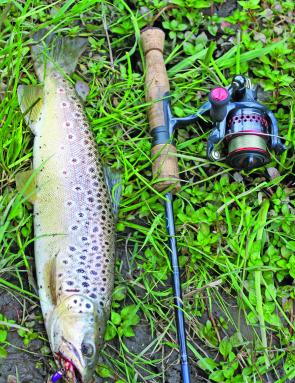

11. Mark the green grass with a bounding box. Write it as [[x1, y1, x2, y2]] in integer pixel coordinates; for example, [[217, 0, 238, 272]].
[[0, 0, 295, 382]]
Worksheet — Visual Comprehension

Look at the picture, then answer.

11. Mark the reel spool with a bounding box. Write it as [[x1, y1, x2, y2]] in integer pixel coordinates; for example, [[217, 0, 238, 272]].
[[226, 108, 270, 169]]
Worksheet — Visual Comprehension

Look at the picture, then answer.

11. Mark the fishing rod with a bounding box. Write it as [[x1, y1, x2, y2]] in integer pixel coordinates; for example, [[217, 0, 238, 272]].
[[141, 27, 191, 382], [141, 27, 286, 383]]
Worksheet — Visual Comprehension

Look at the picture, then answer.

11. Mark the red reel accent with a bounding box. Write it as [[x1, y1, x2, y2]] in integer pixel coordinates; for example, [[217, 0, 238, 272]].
[[228, 147, 268, 155], [210, 87, 229, 102]]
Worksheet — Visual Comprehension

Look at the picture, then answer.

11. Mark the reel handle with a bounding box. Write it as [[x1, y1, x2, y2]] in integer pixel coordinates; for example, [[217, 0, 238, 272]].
[[141, 27, 180, 193]]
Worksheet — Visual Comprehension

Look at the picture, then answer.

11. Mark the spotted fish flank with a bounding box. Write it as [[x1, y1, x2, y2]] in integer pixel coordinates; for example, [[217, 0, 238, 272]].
[[32, 73, 114, 306], [17, 31, 118, 383]]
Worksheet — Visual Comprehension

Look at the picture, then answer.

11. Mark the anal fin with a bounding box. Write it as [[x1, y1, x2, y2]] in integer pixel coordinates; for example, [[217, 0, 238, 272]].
[[17, 85, 44, 134], [15, 170, 37, 203], [103, 166, 122, 217]]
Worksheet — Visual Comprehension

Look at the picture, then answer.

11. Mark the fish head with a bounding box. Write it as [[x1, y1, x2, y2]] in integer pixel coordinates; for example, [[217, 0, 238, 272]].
[[48, 295, 106, 383]]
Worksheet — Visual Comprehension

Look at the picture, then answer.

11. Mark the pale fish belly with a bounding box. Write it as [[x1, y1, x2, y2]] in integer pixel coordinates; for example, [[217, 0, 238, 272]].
[[33, 72, 115, 330]]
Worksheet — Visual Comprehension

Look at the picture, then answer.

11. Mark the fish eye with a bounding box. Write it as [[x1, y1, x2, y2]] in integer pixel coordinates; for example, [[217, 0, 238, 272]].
[[81, 342, 95, 358]]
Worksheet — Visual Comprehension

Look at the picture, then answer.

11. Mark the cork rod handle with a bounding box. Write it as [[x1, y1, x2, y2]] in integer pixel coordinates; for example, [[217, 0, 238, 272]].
[[141, 27, 180, 193]]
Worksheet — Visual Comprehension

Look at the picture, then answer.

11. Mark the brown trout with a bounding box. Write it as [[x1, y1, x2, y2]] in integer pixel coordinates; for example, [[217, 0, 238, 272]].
[[17, 31, 119, 382]]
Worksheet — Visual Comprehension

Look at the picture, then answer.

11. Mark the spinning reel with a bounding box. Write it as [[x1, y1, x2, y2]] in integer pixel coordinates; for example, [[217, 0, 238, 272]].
[[159, 75, 286, 170]]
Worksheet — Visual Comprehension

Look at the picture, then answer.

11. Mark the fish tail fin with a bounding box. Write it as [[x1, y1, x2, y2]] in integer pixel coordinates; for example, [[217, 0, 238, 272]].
[[30, 29, 88, 80]]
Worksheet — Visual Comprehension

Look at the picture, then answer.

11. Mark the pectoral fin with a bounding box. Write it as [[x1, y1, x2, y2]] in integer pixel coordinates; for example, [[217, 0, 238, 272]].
[[15, 170, 37, 203], [49, 255, 57, 305], [42, 254, 58, 306]]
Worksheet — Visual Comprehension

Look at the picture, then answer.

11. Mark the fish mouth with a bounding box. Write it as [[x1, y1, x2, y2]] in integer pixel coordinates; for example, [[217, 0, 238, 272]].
[[55, 352, 82, 383], [55, 352, 83, 383]]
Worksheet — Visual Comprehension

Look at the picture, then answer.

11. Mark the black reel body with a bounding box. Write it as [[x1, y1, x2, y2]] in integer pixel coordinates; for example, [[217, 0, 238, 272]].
[[162, 75, 285, 171]]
